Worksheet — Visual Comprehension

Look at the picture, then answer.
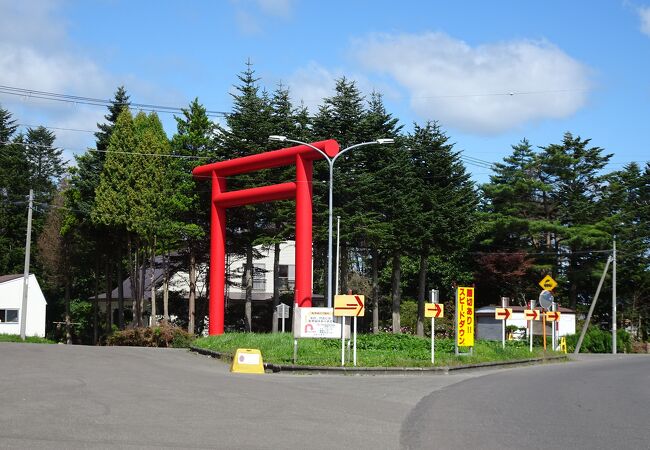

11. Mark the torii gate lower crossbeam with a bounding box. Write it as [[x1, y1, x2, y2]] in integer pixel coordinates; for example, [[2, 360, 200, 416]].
[[193, 140, 340, 335]]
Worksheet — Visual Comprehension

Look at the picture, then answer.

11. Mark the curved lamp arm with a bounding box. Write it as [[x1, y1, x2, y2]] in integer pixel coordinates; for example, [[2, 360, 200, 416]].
[[269, 135, 332, 165]]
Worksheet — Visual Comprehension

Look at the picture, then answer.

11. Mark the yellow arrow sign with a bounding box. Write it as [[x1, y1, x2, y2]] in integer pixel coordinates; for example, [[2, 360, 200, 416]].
[[334, 295, 365, 317], [545, 311, 561, 322], [524, 309, 541, 321], [424, 303, 444, 318], [539, 275, 558, 291]]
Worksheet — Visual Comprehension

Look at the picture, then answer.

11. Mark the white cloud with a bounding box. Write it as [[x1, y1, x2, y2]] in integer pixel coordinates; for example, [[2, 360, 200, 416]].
[[0, 0, 185, 164], [639, 6, 650, 36], [351, 32, 591, 134], [285, 62, 339, 111], [257, 0, 294, 18], [284, 62, 403, 114], [235, 9, 263, 35], [0, 0, 115, 162], [230, 0, 294, 35]]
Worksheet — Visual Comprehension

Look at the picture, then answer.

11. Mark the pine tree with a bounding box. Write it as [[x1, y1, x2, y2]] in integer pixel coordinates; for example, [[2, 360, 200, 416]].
[[603, 162, 650, 338], [351, 91, 402, 332], [265, 83, 308, 331], [406, 122, 477, 335], [215, 61, 274, 331], [312, 78, 367, 296], [541, 133, 613, 309], [24, 126, 65, 198], [65, 87, 131, 335], [93, 109, 137, 327], [171, 98, 216, 333], [0, 105, 29, 274]]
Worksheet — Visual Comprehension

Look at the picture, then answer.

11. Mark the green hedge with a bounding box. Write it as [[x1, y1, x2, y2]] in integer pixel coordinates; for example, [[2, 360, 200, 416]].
[[564, 327, 632, 353], [107, 323, 194, 348]]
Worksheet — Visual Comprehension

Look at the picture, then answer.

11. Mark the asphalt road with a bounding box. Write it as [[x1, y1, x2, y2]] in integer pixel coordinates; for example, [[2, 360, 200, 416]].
[[402, 354, 650, 450], [1, 344, 648, 450]]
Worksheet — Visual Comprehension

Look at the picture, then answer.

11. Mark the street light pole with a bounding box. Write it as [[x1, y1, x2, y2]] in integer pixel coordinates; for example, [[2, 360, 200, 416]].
[[269, 136, 394, 308]]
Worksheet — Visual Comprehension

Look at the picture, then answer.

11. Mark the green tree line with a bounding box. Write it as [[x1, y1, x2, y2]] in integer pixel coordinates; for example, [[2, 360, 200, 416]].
[[1, 63, 648, 343]]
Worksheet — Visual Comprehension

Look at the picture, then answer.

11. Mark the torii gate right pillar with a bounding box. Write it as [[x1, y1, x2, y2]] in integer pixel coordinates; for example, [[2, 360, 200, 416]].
[[295, 152, 313, 309]]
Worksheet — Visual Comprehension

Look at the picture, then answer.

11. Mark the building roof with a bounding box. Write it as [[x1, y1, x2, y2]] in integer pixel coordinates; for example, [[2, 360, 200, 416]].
[[0, 274, 27, 284]]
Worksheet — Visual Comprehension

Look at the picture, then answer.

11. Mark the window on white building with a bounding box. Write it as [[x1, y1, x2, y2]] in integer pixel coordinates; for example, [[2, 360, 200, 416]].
[[0, 309, 19, 323], [278, 264, 295, 291], [253, 264, 266, 291]]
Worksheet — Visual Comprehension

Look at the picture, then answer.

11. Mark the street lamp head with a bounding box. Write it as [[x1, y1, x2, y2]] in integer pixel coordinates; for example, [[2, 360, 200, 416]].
[[268, 135, 287, 142], [376, 138, 395, 145]]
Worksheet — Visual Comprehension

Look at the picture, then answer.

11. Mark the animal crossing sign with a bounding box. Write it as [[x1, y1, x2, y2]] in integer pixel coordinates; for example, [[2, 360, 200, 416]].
[[538, 275, 558, 291]]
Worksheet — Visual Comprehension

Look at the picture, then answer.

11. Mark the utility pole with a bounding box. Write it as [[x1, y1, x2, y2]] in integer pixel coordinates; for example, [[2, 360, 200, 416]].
[[613, 235, 617, 354], [20, 189, 34, 341], [575, 255, 613, 354]]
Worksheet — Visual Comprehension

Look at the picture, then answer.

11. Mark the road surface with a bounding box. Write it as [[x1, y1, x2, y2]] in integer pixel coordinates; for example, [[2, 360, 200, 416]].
[[1, 343, 648, 449]]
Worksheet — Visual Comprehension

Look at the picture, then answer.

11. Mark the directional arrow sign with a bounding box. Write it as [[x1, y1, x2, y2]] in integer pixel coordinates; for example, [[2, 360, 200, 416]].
[[424, 303, 444, 318], [333, 295, 365, 317], [524, 309, 541, 321], [538, 275, 558, 291], [495, 308, 512, 320], [545, 311, 561, 322]]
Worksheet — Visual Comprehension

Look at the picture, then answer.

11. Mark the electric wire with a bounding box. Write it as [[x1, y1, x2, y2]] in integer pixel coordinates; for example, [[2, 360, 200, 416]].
[[0, 85, 229, 118]]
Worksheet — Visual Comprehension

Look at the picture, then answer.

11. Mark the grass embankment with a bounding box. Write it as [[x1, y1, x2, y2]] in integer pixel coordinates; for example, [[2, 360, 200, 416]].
[[193, 332, 559, 367], [0, 334, 55, 344]]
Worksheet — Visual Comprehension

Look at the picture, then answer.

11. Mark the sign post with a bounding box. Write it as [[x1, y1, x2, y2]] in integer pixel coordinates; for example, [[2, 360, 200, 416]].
[[524, 300, 538, 352], [495, 303, 512, 349], [545, 309, 561, 351], [334, 295, 365, 366], [539, 289, 554, 352], [455, 287, 475, 356], [276, 303, 290, 332], [425, 289, 443, 364], [293, 307, 349, 364]]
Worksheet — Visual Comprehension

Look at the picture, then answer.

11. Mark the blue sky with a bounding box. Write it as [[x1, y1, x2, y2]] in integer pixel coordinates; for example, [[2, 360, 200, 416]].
[[1, 0, 649, 182]]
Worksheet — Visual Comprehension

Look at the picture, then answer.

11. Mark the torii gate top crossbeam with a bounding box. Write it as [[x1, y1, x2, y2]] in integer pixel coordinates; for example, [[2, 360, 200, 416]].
[[192, 139, 339, 179]]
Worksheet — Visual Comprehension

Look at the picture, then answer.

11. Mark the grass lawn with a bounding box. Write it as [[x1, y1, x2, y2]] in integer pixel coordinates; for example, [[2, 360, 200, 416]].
[[0, 334, 55, 344], [193, 332, 560, 367]]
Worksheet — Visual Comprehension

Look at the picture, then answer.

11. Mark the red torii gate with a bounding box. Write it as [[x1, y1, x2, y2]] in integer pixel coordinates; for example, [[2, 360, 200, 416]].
[[192, 140, 340, 335]]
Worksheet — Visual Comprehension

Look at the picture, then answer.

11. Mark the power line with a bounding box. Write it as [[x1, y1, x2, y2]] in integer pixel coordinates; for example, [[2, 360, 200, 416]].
[[17, 123, 96, 134], [0, 84, 229, 118]]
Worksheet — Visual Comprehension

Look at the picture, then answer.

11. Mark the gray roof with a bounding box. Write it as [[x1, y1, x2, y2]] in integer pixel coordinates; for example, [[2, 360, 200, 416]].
[[0, 274, 27, 284]]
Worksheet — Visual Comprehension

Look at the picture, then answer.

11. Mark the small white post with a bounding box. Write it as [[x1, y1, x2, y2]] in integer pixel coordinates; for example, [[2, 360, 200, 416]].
[[431, 317, 435, 364], [552, 302, 557, 351], [430, 289, 439, 364], [340, 316, 345, 366], [335, 216, 341, 297], [353, 316, 357, 367], [612, 235, 617, 354], [501, 297, 509, 349], [529, 300, 535, 353]]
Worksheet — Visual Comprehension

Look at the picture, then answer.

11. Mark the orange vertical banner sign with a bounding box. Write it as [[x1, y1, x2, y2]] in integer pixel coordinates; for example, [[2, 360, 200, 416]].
[[457, 287, 475, 347]]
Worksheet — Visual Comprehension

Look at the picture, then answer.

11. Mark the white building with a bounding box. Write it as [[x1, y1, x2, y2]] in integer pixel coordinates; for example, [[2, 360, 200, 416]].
[[225, 241, 297, 302], [0, 274, 47, 337], [476, 305, 576, 340], [97, 241, 304, 319]]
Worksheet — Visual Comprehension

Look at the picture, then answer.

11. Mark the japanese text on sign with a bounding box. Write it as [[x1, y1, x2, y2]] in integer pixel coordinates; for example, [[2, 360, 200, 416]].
[[457, 287, 475, 347]]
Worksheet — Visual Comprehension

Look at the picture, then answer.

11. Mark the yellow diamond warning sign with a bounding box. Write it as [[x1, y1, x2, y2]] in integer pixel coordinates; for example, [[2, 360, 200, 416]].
[[538, 275, 558, 291]]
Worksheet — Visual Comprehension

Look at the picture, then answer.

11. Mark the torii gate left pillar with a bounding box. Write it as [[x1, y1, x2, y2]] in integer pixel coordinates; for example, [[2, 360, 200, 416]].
[[193, 140, 340, 335]]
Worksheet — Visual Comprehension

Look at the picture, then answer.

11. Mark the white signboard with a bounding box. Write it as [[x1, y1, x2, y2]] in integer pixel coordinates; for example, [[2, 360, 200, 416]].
[[276, 303, 290, 319], [293, 307, 349, 339]]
